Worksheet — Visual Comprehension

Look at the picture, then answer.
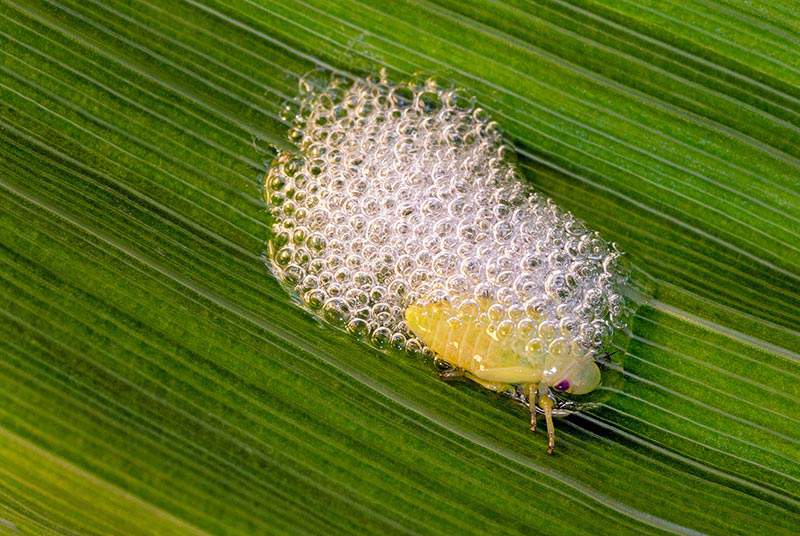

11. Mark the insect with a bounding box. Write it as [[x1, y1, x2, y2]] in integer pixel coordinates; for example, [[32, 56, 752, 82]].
[[405, 299, 601, 454], [264, 72, 632, 454]]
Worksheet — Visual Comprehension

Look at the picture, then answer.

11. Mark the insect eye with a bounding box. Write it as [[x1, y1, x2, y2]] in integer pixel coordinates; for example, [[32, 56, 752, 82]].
[[553, 379, 570, 392]]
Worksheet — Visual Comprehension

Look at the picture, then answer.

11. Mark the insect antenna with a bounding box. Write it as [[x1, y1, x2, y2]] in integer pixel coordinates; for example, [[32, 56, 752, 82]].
[[596, 350, 617, 366]]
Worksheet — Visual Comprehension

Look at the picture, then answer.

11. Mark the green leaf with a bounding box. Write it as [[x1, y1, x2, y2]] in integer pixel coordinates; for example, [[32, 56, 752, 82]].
[[1, 1, 798, 534]]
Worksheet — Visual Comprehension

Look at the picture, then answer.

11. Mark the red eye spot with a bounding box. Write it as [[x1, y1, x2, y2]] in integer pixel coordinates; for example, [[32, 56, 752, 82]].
[[554, 379, 570, 392]]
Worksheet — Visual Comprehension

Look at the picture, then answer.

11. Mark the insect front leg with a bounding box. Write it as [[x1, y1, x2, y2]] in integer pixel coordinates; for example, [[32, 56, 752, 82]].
[[438, 368, 465, 382], [525, 383, 538, 432], [525, 383, 556, 454]]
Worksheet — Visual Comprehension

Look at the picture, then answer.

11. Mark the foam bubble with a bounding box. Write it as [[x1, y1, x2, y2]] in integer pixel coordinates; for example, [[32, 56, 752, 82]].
[[265, 73, 632, 361]]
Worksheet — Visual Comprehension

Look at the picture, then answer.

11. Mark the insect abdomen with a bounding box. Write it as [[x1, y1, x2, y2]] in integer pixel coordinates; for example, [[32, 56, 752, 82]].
[[405, 302, 542, 384]]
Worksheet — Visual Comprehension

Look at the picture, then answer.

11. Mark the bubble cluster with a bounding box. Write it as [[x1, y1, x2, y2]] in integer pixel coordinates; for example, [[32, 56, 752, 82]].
[[265, 73, 632, 363]]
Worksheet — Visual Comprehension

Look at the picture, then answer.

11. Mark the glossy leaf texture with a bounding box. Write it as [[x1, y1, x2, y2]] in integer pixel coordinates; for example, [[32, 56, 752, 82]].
[[1, 1, 799, 535]]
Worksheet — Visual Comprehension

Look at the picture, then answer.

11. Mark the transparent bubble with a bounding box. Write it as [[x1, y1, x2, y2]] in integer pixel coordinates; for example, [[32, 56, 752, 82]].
[[265, 73, 632, 359]]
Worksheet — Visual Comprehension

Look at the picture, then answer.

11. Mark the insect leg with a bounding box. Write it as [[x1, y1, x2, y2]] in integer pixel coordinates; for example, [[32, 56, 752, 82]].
[[525, 383, 538, 432], [538, 386, 556, 455], [438, 368, 465, 382]]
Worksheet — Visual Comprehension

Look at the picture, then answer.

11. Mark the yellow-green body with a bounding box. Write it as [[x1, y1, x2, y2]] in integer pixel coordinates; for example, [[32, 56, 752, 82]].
[[405, 299, 601, 397]]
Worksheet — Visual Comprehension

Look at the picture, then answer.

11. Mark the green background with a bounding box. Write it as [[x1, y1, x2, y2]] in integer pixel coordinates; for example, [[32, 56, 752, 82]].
[[1, 1, 799, 534]]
